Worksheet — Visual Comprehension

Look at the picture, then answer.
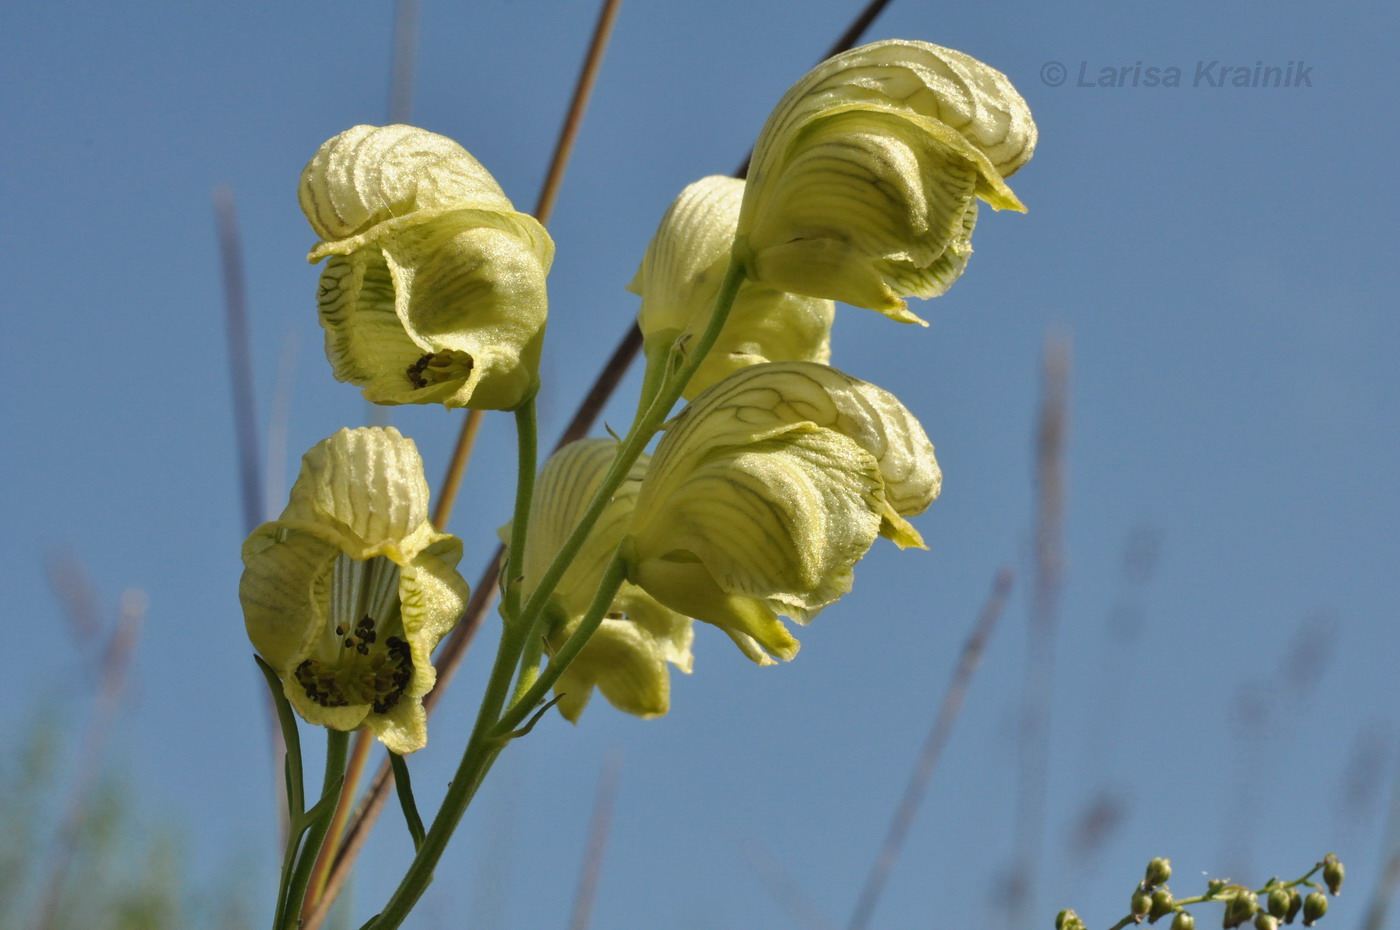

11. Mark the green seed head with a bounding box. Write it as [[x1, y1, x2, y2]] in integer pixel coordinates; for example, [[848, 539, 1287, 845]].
[[1223, 889, 1260, 928], [1056, 909, 1086, 930], [1285, 890, 1303, 924], [1323, 856, 1344, 896], [1131, 889, 1153, 921], [1302, 892, 1327, 926], [1149, 888, 1175, 922], [1145, 857, 1173, 887]]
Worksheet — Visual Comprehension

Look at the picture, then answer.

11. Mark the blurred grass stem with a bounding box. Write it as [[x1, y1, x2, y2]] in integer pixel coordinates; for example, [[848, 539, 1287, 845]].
[[568, 753, 623, 930], [32, 590, 146, 930], [1006, 335, 1070, 929], [847, 568, 1014, 930]]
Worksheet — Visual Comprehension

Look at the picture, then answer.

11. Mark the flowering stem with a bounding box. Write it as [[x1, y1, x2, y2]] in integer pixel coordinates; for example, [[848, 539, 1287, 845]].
[[362, 642, 514, 927], [362, 555, 629, 930], [494, 553, 627, 737], [364, 257, 746, 930]]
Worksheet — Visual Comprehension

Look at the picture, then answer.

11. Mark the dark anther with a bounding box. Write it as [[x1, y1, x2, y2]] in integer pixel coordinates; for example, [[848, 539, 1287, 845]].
[[406, 354, 434, 389]]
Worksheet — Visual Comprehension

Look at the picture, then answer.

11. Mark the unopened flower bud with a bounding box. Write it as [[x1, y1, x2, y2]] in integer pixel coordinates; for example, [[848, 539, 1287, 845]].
[[1150, 889, 1176, 922], [1302, 892, 1327, 926], [1322, 856, 1344, 896], [1131, 888, 1153, 922], [1170, 911, 1195, 930], [1145, 858, 1173, 887], [1208, 879, 1229, 895], [1266, 888, 1291, 919], [1222, 888, 1260, 928], [1254, 915, 1280, 930]]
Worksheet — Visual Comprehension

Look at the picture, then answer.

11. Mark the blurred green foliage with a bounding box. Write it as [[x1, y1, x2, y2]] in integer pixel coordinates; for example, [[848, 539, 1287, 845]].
[[0, 707, 255, 930]]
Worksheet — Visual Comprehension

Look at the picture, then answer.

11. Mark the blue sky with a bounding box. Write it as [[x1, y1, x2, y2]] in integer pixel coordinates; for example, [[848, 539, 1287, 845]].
[[4, 0, 1399, 927]]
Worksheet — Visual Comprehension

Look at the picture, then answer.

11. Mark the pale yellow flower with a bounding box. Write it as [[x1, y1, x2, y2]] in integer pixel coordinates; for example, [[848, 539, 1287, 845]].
[[299, 124, 554, 410], [240, 427, 469, 754], [629, 175, 833, 399], [625, 362, 940, 664], [514, 439, 693, 722], [737, 40, 1036, 322]]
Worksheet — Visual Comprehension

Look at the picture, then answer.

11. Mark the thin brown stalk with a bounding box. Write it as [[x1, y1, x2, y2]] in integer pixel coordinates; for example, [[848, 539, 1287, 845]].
[[427, 0, 621, 534], [44, 549, 101, 642], [1360, 754, 1400, 930], [847, 568, 1014, 930], [733, 0, 893, 178], [33, 590, 146, 930], [301, 729, 376, 919], [308, 4, 899, 923], [432, 407, 486, 530], [1005, 336, 1070, 930], [742, 839, 840, 930], [568, 751, 623, 930], [388, 0, 419, 124], [533, 0, 623, 223]]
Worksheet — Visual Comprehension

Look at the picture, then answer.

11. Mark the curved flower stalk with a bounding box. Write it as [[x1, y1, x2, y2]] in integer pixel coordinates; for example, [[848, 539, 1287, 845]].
[[240, 427, 470, 754], [511, 439, 693, 721], [299, 124, 554, 410], [629, 175, 834, 400], [625, 362, 940, 664], [736, 39, 1037, 323]]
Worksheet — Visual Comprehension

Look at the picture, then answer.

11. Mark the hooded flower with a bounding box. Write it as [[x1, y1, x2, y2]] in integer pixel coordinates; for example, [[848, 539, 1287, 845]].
[[736, 39, 1037, 323], [511, 439, 694, 722], [299, 124, 554, 410], [240, 427, 470, 754], [629, 175, 834, 399], [624, 362, 940, 664]]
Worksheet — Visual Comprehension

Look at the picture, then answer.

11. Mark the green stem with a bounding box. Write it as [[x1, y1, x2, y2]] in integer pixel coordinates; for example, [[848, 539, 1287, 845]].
[[510, 604, 553, 708], [281, 729, 350, 930], [256, 656, 305, 930], [495, 553, 627, 737], [631, 339, 671, 424], [364, 555, 629, 929], [501, 395, 538, 627]]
